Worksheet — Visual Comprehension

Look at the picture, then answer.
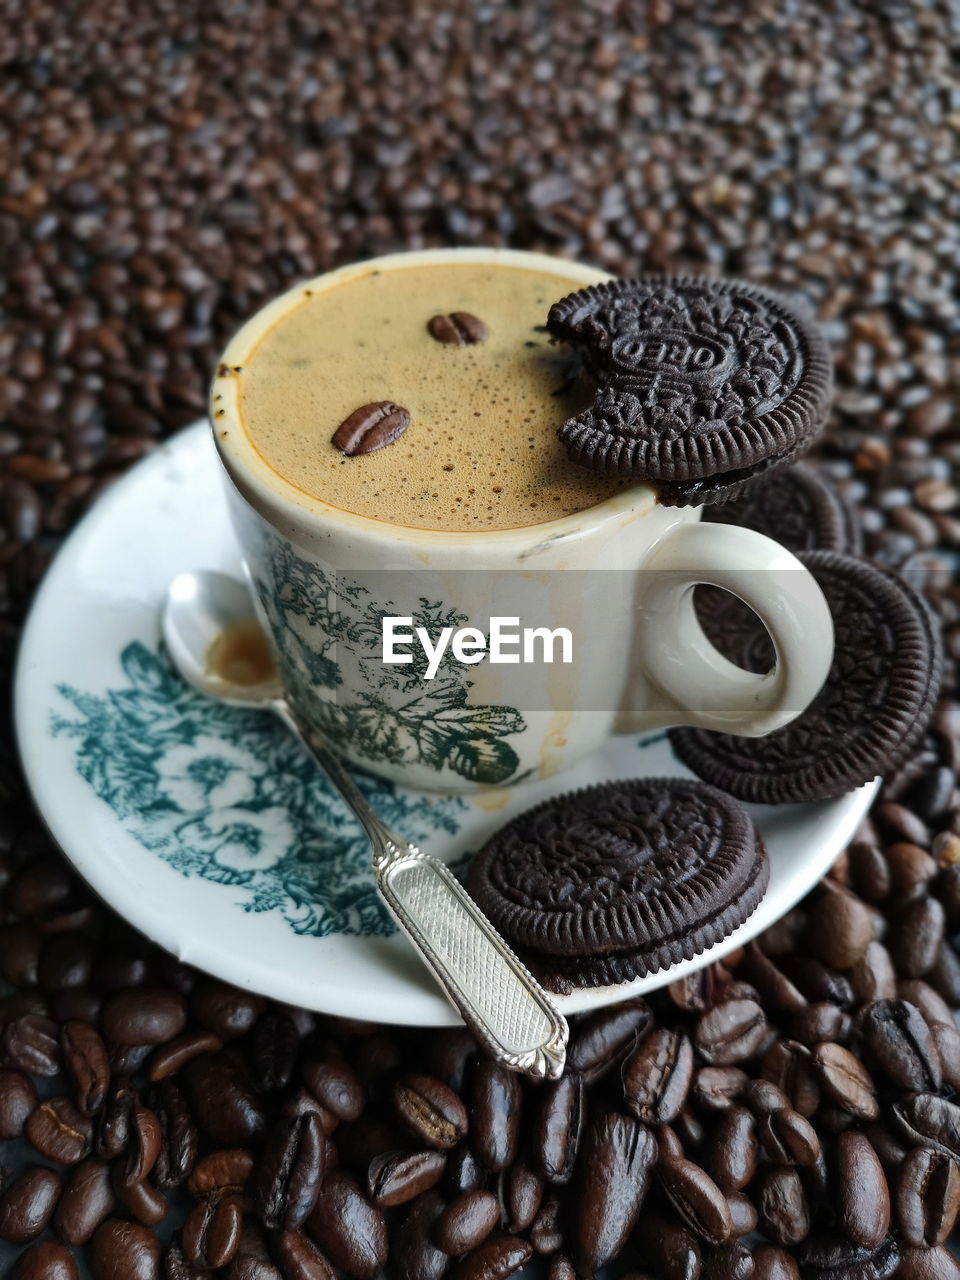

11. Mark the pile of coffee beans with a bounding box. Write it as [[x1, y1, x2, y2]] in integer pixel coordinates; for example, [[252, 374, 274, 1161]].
[[1, 2, 959, 1276]]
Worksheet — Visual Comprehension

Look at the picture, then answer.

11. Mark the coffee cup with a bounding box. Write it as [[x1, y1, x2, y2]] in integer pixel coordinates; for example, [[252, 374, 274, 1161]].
[[211, 248, 833, 793]]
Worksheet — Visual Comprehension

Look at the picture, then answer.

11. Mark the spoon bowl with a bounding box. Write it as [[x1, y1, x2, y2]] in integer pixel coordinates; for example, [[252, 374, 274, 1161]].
[[162, 570, 283, 705]]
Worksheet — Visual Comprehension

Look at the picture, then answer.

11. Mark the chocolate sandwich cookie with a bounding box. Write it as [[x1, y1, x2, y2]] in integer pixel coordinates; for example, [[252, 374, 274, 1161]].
[[705, 461, 861, 553], [547, 276, 832, 494], [467, 777, 768, 991], [670, 551, 943, 804]]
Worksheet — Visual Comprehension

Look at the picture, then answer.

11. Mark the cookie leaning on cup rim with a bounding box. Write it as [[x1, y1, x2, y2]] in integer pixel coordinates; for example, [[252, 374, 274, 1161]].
[[546, 275, 833, 505], [467, 777, 769, 993], [670, 551, 944, 804]]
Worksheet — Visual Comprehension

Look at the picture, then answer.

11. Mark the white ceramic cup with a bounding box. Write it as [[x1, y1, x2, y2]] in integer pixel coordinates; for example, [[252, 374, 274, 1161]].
[[211, 248, 834, 793]]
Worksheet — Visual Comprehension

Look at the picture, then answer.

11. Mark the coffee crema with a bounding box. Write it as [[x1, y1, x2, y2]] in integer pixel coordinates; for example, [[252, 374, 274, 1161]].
[[234, 262, 637, 531]]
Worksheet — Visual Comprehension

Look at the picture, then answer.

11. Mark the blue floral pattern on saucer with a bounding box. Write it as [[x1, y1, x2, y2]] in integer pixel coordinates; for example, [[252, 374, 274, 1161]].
[[52, 641, 467, 937]]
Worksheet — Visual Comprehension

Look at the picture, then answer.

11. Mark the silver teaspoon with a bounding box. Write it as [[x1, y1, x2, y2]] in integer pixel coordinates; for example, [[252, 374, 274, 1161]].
[[162, 570, 568, 1080]]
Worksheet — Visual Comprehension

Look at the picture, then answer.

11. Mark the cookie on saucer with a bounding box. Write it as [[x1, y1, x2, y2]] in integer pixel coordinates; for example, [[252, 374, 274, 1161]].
[[671, 551, 943, 804], [704, 461, 862, 553], [467, 777, 768, 992]]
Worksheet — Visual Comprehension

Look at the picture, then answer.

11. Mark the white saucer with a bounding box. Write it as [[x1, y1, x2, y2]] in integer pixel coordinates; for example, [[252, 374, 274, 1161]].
[[15, 423, 877, 1027]]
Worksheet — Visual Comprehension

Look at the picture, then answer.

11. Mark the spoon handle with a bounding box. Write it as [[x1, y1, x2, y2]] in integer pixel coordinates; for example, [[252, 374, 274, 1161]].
[[274, 701, 568, 1080]]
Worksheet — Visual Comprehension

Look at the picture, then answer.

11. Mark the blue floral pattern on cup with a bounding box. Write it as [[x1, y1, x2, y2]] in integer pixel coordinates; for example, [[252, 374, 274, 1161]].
[[51, 641, 468, 937]]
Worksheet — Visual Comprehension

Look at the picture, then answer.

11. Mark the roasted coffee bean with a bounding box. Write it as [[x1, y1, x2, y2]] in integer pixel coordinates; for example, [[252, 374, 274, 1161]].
[[760, 1041, 820, 1117], [150, 1078, 198, 1188], [546, 1256, 576, 1280], [857, 999, 942, 1091], [228, 1255, 283, 1280], [728, 1192, 758, 1237], [61, 1020, 110, 1114], [192, 978, 265, 1039], [890, 898, 946, 979], [331, 402, 410, 456], [256, 1111, 326, 1228], [659, 1156, 733, 1244], [896, 1146, 960, 1247], [929, 1020, 960, 1089], [658, 1123, 685, 1161], [251, 1013, 299, 1092], [54, 1157, 115, 1245], [624, 1027, 694, 1124], [94, 1078, 137, 1160], [393, 1073, 468, 1150], [392, 1189, 448, 1280], [500, 1159, 543, 1232], [183, 1193, 244, 1269], [427, 312, 488, 345], [787, 1003, 849, 1048], [533, 1073, 583, 1184], [565, 998, 652, 1081], [0, 1068, 38, 1138], [301, 1055, 364, 1123], [635, 1212, 701, 1280], [13, 1241, 79, 1280], [573, 1111, 656, 1276], [670, 967, 723, 1013], [897, 1246, 960, 1280], [188, 1148, 256, 1198], [741, 946, 806, 1012], [0, 1166, 63, 1243], [757, 1108, 820, 1167], [26, 1095, 93, 1163], [893, 1093, 960, 1161], [102, 988, 187, 1045], [269, 1228, 336, 1280], [452, 1236, 532, 1280], [147, 1030, 222, 1081], [365, 1147, 444, 1208], [444, 1143, 487, 1196], [808, 886, 873, 968], [811, 1043, 878, 1120], [849, 842, 892, 901], [835, 1131, 889, 1248], [851, 942, 897, 1004], [422, 1028, 479, 1095], [798, 1234, 900, 1280], [702, 1240, 754, 1280], [752, 1246, 799, 1280], [745, 1079, 790, 1116], [434, 1189, 500, 1255], [780, 959, 854, 1010], [185, 1050, 265, 1145], [90, 1219, 162, 1280], [757, 1167, 810, 1247], [861, 1121, 909, 1174], [119, 1104, 162, 1187], [307, 1171, 387, 1280], [111, 1171, 168, 1227], [469, 1060, 521, 1172], [4, 1013, 61, 1075], [529, 1195, 563, 1254], [707, 1106, 758, 1192], [694, 1001, 768, 1065], [693, 1066, 749, 1111]]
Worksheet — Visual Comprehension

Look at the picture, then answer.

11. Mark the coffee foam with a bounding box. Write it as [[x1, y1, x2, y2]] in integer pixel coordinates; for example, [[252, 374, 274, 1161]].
[[236, 262, 636, 531]]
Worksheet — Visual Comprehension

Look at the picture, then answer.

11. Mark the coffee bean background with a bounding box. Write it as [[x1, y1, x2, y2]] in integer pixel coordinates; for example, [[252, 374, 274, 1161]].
[[1, 2, 959, 1277]]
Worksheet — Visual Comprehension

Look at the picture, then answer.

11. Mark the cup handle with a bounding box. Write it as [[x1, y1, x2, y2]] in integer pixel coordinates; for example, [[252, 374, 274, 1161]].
[[633, 521, 834, 736]]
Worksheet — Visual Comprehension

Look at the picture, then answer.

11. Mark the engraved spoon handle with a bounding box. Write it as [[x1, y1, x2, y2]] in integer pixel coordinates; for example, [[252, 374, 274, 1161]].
[[273, 700, 568, 1080]]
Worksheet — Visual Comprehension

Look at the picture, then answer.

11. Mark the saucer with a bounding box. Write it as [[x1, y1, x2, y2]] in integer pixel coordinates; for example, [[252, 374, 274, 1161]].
[[15, 423, 878, 1027]]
